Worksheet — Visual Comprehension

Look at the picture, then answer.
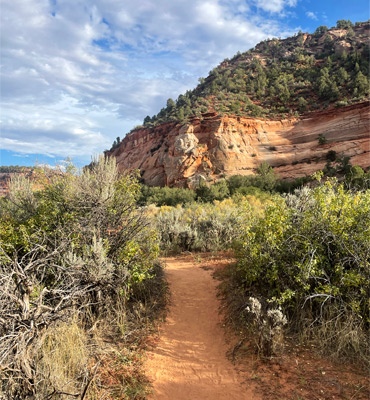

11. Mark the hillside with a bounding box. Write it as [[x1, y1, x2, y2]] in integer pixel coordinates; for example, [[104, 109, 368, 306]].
[[108, 20, 370, 187], [134, 20, 369, 128]]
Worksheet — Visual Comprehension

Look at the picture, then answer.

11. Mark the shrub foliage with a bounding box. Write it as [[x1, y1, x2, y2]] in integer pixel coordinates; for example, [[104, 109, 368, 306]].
[[153, 192, 272, 253], [233, 178, 369, 362]]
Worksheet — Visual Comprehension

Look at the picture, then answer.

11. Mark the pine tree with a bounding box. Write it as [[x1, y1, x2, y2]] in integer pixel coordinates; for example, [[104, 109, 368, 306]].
[[166, 98, 175, 109], [337, 67, 348, 85], [354, 71, 369, 96]]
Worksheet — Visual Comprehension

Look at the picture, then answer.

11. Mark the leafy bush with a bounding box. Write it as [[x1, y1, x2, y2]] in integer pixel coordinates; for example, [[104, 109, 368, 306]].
[[336, 19, 354, 29], [345, 165, 370, 189], [139, 185, 196, 206], [275, 176, 312, 193], [326, 150, 337, 161], [196, 180, 230, 202], [314, 25, 329, 35], [227, 163, 277, 194], [324, 154, 352, 176], [232, 179, 369, 363], [318, 133, 327, 144]]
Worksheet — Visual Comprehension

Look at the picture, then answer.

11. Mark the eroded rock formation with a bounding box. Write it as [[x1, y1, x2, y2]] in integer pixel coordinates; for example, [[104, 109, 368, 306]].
[[110, 102, 369, 187]]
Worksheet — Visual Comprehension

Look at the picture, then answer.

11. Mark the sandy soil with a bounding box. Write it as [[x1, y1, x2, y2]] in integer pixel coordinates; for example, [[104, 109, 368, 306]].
[[145, 254, 369, 400], [145, 256, 258, 400]]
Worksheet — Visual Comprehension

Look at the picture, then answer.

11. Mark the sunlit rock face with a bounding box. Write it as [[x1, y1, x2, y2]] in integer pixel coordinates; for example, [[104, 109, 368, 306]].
[[109, 101, 369, 187]]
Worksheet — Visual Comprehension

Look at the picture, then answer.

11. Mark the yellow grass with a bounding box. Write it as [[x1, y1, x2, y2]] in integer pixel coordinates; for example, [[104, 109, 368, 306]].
[[37, 321, 88, 394]]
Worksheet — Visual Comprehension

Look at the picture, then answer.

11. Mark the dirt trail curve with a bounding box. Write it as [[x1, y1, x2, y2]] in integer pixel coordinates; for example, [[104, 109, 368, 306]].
[[145, 257, 259, 400]]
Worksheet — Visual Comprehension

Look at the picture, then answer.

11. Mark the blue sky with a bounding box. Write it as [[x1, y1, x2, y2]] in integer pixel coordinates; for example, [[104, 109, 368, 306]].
[[1, 0, 369, 168]]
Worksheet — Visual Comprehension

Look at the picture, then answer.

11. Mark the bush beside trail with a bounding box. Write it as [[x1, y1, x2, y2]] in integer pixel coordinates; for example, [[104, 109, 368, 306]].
[[153, 195, 270, 254], [0, 156, 165, 399], [225, 177, 369, 363]]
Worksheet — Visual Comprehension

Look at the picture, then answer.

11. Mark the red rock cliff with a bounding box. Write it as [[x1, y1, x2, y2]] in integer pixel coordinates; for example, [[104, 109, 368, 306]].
[[110, 102, 369, 187]]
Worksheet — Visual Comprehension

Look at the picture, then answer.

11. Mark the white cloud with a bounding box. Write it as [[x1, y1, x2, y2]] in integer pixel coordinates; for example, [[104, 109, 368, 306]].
[[306, 11, 318, 20], [254, 0, 297, 14], [0, 101, 107, 157], [1, 0, 298, 163]]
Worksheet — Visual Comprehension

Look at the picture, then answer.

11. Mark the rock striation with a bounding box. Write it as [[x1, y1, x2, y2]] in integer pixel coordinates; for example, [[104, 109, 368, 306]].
[[110, 102, 370, 187]]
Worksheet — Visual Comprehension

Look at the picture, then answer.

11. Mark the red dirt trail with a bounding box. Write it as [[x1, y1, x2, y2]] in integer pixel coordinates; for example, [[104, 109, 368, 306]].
[[145, 257, 259, 400]]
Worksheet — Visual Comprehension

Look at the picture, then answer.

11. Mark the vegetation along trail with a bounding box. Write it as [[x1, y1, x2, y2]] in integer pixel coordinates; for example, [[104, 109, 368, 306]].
[[145, 256, 258, 400]]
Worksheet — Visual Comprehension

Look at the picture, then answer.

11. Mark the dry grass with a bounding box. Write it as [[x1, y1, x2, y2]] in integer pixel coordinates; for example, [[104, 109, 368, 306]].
[[301, 311, 369, 365], [36, 321, 89, 396], [87, 348, 151, 400]]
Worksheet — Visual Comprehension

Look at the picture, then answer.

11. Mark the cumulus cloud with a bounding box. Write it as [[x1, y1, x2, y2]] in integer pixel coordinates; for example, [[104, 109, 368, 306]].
[[306, 11, 318, 20], [254, 0, 297, 14], [1, 0, 298, 162], [1, 101, 107, 157]]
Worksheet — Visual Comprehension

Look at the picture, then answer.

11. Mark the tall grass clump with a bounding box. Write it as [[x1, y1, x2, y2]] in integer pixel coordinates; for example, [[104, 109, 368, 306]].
[[229, 177, 369, 362], [36, 322, 88, 395], [0, 156, 164, 399]]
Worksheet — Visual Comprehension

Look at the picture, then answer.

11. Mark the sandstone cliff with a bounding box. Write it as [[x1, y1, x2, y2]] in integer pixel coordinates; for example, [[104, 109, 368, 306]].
[[110, 102, 369, 187]]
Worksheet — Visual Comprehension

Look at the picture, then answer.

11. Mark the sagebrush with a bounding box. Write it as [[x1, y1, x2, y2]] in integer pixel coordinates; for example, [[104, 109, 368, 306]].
[[0, 156, 163, 398]]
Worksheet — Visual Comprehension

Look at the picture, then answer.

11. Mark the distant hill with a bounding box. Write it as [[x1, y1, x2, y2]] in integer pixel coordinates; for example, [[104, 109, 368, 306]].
[[107, 20, 369, 188], [121, 20, 369, 135]]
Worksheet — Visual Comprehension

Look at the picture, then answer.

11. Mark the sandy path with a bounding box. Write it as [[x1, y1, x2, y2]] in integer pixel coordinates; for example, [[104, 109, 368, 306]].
[[145, 257, 258, 400]]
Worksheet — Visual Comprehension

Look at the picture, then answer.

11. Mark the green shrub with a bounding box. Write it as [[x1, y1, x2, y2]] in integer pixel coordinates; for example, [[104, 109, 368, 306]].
[[196, 180, 230, 202], [139, 185, 196, 206], [318, 133, 327, 144], [326, 150, 337, 161], [233, 179, 370, 362], [345, 165, 370, 189]]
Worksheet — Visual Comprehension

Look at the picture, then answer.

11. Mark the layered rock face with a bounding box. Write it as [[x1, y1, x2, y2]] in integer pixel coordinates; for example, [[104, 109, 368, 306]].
[[110, 102, 369, 187]]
